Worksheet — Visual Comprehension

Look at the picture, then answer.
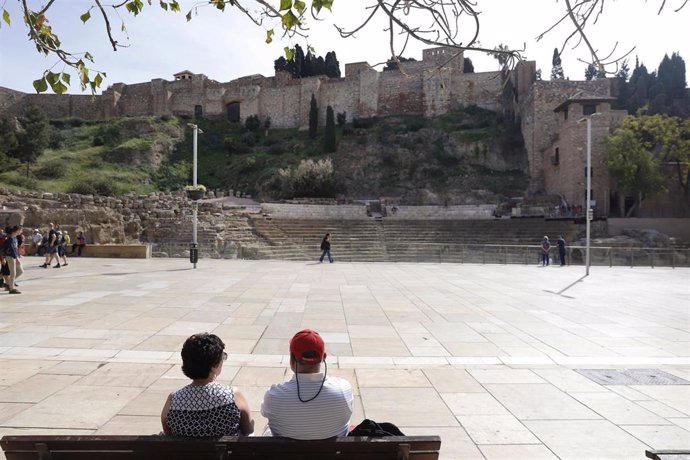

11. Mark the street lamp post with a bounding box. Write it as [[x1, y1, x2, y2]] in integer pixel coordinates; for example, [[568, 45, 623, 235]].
[[579, 113, 598, 276], [188, 123, 203, 269]]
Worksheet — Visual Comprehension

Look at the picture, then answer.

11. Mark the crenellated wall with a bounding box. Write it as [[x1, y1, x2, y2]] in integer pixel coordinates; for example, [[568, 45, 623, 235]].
[[0, 47, 508, 130]]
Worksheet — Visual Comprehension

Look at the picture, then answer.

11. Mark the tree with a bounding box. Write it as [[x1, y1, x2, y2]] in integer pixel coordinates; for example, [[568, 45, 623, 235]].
[[13, 105, 49, 177], [607, 120, 664, 216], [607, 114, 690, 215], [489, 44, 510, 69], [263, 116, 271, 137], [0, 116, 19, 160], [13, 0, 686, 93], [585, 63, 607, 80], [309, 94, 318, 139], [658, 52, 687, 100], [551, 48, 565, 80], [463, 58, 474, 73], [383, 57, 416, 71], [324, 106, 336, 153]]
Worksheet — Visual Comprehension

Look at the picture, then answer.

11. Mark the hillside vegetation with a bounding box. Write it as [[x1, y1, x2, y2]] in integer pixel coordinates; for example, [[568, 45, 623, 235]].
[[0, 105, 528, 204]]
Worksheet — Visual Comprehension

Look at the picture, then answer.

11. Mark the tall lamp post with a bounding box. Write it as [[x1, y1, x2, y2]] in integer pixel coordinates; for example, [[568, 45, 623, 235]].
[[578, 113, 598, 276], [187, 123, 203, 269]]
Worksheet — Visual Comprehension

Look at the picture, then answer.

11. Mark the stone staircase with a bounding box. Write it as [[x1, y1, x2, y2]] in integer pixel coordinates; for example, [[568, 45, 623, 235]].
[[245, 217, 579, 262]]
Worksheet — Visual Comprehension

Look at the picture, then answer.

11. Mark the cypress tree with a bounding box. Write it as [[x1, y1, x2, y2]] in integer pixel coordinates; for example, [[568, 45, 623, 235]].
[[309, 94, 318, 139], [324, 105, 336, 153]]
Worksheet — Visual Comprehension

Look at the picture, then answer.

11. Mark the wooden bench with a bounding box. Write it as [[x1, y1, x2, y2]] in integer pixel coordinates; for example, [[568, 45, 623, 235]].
[[646, 450, 690, 460], [0, 435, 441, 460]]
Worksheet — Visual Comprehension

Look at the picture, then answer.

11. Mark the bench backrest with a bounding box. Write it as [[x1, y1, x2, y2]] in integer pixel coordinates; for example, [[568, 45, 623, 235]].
[[1, 435, 441, 460]]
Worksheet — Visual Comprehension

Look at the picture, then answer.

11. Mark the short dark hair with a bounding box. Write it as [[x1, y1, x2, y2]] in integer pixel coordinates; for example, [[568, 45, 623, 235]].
[[181, 333, 225, 380], [9, 225, 21, 233]]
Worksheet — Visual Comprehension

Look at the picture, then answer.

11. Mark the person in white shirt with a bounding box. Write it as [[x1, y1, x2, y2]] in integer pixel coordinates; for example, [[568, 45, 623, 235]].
[[261, 329, 353, 439]]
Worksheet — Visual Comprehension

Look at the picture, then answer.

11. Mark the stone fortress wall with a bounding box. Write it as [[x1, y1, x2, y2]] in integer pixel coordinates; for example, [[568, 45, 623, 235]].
[[0, 47, 507, 129]]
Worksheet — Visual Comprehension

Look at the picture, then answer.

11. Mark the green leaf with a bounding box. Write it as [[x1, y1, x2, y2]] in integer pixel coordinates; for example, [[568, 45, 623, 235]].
[[33, 77, 48, 93], [294, 0, 306, 14], [2, 9, 10, 26], [159, 1, 168, 11], [185, 10, 192, 21], [280, 0, 292, 11], [61, 73, 71, 85], [51, 80, 68, 95], [284, 46, 294, 61], [84, 52, 94, 62], [169, 1, 180, 12], [281, 10, 300, 29], [80, 10, 91, 23], [46, 71, 59, 85], [94, 73, 104, 87], [265, 29, 274, 44]]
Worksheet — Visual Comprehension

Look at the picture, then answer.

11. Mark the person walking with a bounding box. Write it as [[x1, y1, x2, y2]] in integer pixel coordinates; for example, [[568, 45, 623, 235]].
[[319, 233, 334, 263], [2, 225, 24, 294], [541, 236, 551, 266], [557, 235, 567, 266]]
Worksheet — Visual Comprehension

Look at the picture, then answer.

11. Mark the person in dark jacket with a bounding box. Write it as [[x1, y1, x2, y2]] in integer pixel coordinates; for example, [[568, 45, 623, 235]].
[[3, 225, 23, 294], [557, 235, 567, 266], [319, 233, 333, 263]]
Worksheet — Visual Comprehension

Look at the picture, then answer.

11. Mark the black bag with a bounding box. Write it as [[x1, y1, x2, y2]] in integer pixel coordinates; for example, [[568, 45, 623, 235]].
[[348, 419, 405, 437]]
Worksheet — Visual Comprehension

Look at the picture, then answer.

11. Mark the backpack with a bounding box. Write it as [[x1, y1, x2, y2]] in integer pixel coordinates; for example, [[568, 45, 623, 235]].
[[348, 419, 405, 437]]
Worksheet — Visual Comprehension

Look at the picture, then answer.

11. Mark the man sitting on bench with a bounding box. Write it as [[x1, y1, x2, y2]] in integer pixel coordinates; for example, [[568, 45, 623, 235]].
[[261, 329, 353, 439]]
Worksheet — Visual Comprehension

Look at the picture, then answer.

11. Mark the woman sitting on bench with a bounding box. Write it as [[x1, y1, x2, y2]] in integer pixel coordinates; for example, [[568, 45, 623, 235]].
[[161, 333, 254, 437]]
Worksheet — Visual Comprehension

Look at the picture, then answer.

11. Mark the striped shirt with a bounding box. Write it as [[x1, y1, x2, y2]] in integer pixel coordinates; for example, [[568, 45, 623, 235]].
[[261, 373, 353, 440]]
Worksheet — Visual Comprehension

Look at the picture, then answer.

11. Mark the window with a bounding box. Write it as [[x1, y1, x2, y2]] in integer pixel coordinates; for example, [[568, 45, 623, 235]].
[[194, 105, 203, 118], [584, 166, 593, 179], [227, 102, 240, 123], [551, 148, 560, 165], [563, 108, 568, 120], [583, 104, 597, 116]]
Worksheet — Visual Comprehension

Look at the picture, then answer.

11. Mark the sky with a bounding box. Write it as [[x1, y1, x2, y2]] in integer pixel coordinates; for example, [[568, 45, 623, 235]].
[[0, 0, 688, 94]]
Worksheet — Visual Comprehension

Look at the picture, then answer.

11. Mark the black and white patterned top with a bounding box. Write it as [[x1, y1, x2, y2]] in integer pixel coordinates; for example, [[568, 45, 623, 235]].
[[167, 382, 242, 437]]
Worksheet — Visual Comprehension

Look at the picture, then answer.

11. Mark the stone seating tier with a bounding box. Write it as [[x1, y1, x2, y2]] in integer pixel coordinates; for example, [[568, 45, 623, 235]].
[[247, 217, 578, 262]]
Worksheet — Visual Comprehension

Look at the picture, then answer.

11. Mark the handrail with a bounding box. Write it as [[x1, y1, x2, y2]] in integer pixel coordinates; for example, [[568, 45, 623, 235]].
[[232, 242, 689, 268]]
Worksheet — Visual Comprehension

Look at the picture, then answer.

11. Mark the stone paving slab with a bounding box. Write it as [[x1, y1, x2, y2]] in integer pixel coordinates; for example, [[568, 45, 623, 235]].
[[1, 258, 689, 459]]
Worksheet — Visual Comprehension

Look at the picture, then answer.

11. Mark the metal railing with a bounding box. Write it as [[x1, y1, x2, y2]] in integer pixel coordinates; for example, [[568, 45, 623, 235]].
[[236, 243, 690, 268]]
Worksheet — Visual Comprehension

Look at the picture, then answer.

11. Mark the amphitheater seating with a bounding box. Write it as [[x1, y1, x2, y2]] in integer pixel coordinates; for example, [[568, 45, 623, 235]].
[[247, 217, 579, 263]]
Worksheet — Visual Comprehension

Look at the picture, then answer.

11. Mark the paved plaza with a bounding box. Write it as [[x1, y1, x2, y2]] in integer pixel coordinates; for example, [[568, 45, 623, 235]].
[[0, 258, 689, 459]]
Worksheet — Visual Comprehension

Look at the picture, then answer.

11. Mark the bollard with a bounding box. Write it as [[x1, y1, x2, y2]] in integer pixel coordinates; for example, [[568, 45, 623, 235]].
[[190, 242, 199, 266]]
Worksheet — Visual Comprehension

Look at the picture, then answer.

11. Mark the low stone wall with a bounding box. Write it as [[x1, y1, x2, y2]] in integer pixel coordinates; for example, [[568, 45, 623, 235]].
[[385, 204, 496, 220], [82, 244, 151, 259], [261, 203, 367, 219], [608, 218, 690, 243]]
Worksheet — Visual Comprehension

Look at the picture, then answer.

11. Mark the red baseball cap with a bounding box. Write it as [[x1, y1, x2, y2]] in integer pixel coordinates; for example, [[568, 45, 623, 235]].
[[290, 329, 325, 363]]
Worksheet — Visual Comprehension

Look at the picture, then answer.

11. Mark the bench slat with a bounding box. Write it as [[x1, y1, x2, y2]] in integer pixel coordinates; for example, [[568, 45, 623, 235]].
[[1, 435, 441, 460]]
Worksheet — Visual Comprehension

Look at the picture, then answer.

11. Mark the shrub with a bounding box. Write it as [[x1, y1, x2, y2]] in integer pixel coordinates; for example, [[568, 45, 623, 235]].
[[48, 128, 64, 149], [93, 124, 121, 146], [244, 115, 261, 132], [268, 144, 285, 155], [34, 160, 68, 180], [154, 160, 191, 191], [159, 114, 172, 122], [1, 172, 38, 189], [241, 131, 256, 147], [277, 158, 336, 198], [352, 116, 377, 129], [337, 111, 347, 126], [67, 177, 120, 196]]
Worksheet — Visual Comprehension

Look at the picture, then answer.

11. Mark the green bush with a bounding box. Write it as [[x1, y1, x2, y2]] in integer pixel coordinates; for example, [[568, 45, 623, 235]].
[[154, 160, 191, 191], [277, 158, 336, 198], [268, 144, 285, 155], [48, 128, 64, 149], [241, 131, 256, 147], [67, 177, 121, 196], [1, 172, 38, 189], [34, 160, 68, 180], [353, 116, 377, 129], [93, 124, 121, 146]]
